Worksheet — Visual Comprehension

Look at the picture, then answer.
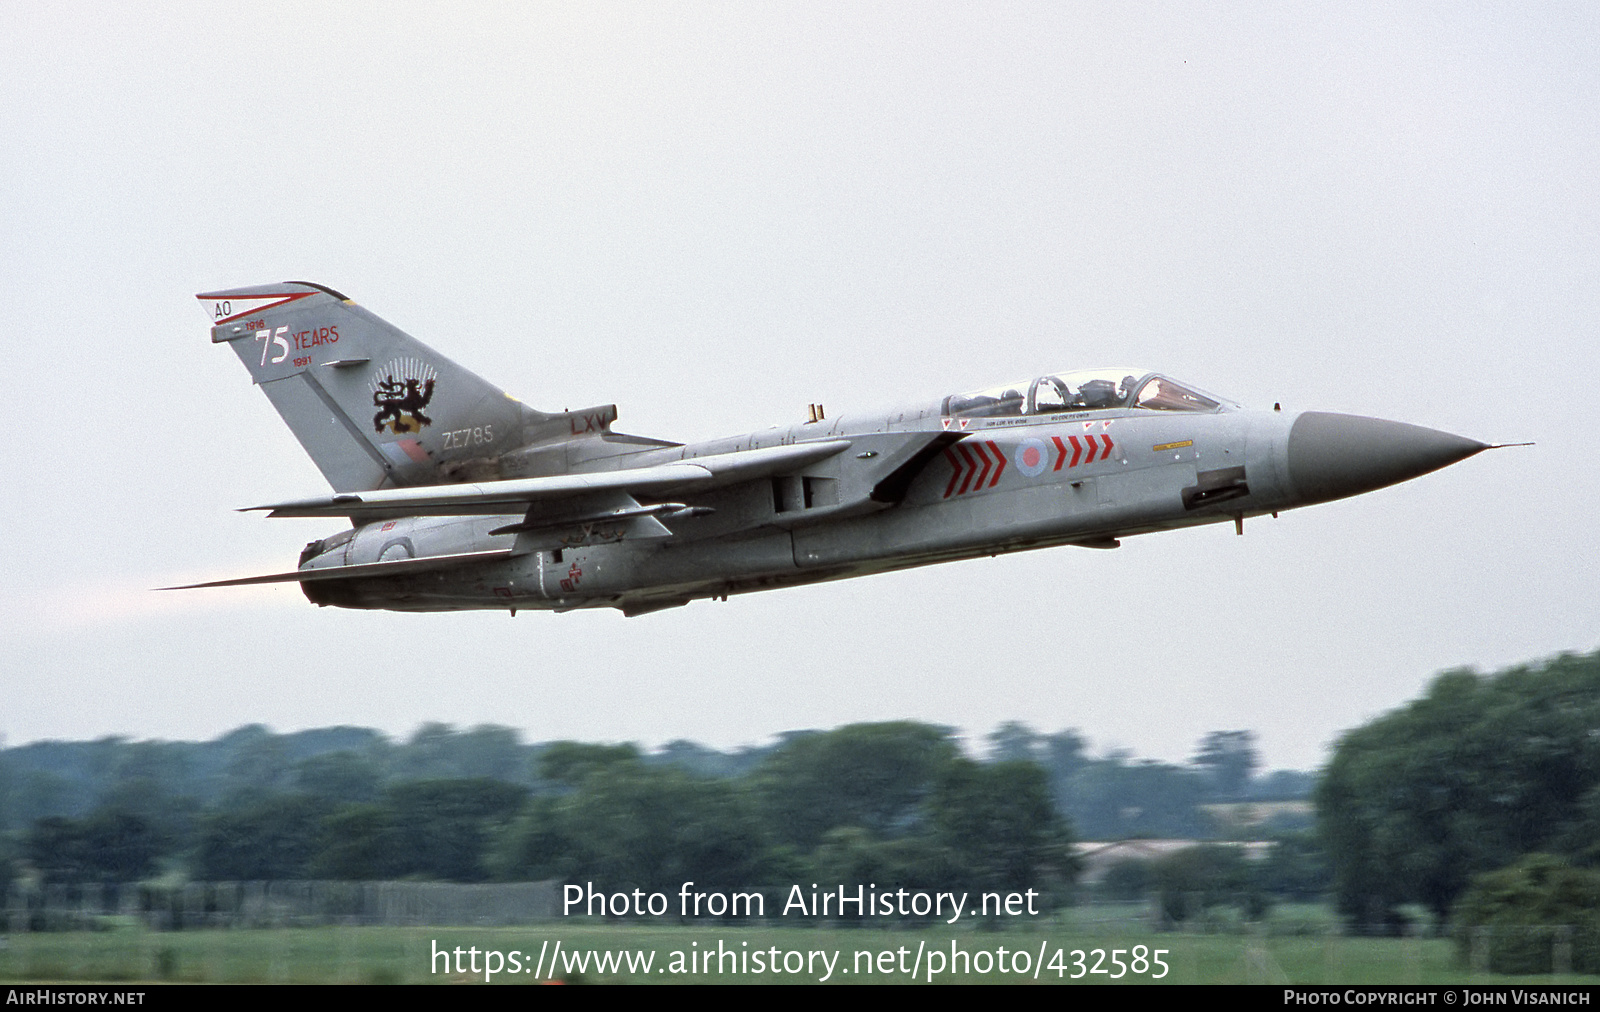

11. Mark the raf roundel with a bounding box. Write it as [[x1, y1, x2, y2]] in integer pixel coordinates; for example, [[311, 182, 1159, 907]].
[[1015, 437, 1050, 478]]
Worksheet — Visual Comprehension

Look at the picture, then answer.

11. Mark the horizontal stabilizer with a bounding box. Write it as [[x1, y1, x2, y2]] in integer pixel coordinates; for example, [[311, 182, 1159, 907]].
[[159, 549, 515, 590], [250, 440, 851, 519]]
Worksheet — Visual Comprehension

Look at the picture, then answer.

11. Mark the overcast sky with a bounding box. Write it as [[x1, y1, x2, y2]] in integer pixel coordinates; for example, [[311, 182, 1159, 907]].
[[2, 3, 1595, 770]]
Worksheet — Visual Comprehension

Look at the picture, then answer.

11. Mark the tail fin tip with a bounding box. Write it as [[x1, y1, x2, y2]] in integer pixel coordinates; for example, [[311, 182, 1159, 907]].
[[196, 281, 349, 330]]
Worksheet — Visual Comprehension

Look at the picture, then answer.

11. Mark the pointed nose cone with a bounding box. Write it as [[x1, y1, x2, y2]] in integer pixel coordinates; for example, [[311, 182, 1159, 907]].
[[1286, 411, 1487, 506]]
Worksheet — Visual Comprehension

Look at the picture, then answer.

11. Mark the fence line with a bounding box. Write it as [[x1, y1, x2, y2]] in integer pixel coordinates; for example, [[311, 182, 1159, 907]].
[[2, 880, 560, 930]]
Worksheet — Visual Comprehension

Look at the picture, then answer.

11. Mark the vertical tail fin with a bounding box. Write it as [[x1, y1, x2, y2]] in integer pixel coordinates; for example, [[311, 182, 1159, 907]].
[[199, 282, 549, 491]]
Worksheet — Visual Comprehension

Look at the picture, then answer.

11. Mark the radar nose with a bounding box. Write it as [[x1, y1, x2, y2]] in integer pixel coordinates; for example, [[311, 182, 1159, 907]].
[[1286, 411, 1487, 506]]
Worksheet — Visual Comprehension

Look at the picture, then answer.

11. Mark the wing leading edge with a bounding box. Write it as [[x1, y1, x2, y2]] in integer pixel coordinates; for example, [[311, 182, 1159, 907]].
[[250, 440, 853, 519]]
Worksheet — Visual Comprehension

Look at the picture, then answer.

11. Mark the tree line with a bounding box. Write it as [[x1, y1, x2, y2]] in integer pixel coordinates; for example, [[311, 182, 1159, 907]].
[[0, 719, 1307, 904], [7, 649, 1593, 965], [1316, 649, 1600, 949]]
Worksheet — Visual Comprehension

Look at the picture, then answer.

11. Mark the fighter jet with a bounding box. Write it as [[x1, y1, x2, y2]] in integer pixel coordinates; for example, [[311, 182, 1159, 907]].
[[176, 282, 1496, 616]]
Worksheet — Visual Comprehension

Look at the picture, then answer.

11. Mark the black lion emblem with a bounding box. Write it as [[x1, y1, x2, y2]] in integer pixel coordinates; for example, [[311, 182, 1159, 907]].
[[372, 375, 436, 434]]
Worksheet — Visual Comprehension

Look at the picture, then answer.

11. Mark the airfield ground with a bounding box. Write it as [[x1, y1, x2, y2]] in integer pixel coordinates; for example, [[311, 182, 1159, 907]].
[[2, 905, 1597, 985]]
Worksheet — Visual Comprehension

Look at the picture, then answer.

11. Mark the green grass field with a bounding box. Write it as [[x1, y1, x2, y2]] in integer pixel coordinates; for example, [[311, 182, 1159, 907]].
[[3, 907, 1597, 985]]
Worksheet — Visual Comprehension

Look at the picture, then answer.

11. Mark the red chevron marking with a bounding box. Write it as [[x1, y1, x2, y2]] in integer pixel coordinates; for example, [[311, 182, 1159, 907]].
[[942, 448, 963, 499], [955, 442, 980, 496], [985, 440, 1006, 487]]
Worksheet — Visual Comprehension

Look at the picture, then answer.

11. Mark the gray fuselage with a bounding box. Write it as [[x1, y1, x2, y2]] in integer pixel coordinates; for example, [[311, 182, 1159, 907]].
[[299, 401, 1449, 616]]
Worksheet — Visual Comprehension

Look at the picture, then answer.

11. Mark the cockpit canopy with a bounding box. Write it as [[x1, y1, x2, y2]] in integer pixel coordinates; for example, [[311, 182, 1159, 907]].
[[942, 369, 1233, 419]]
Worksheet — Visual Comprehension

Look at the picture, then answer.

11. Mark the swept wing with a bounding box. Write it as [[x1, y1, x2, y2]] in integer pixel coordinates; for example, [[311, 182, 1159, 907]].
[[251, 440, 852, 520]]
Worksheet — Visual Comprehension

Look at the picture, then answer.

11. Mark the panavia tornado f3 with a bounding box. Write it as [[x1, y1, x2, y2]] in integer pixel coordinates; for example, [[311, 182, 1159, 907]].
[[177, 282, 1498, 617]]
